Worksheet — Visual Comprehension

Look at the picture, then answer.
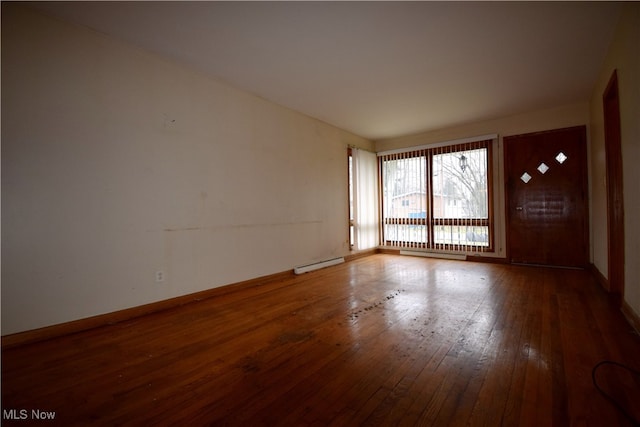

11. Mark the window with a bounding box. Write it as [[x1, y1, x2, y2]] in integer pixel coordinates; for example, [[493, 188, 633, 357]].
[[379, 139, 494, 252], [349, 147, 379, 250], [348, 148, 354, 249]]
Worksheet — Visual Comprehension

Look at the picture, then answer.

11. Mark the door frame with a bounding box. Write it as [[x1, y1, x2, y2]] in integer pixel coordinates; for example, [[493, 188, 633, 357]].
[[603, 70, 625, 298]]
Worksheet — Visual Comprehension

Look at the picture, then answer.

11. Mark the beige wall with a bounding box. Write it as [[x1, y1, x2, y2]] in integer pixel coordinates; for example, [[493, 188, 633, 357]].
[[4, 3, 637, 337], [589, 4, 640, 318], [1, 6, 372, 335], [375, 103, 591, 261]]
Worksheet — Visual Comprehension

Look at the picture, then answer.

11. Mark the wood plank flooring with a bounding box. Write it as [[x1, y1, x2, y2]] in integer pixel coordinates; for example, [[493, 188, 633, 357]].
[[3, 254, 640, 426]]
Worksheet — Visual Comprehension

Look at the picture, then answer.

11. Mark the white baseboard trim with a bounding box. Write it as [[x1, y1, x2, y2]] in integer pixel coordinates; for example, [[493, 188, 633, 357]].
[[294, 257, 345, 274]]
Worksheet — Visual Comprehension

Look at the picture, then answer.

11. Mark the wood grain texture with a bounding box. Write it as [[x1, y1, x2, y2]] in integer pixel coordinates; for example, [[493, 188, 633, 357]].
[[3, 255, 640, 426], [504, 126, 589, 268]]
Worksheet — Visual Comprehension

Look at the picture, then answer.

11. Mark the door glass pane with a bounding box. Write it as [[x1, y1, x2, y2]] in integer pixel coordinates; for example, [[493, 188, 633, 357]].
[[537, 162, 549, 174], [555, 152, 568, 164]]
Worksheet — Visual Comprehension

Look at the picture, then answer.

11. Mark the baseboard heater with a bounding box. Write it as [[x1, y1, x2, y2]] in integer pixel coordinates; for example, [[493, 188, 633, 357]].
[[294, 257, 345, 274], [400, 250, 467, 261]]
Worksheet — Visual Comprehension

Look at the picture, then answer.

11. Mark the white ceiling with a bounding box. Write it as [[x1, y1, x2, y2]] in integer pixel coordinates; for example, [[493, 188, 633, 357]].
[[30, 1, 622, 140]]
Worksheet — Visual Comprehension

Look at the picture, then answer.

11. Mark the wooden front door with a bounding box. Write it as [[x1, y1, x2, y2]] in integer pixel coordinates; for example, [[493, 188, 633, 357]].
[[505, 126, 589, 267]]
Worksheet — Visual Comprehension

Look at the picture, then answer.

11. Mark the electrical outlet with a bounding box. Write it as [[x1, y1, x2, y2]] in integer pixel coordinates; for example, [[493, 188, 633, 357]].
[[155, 271, 165, 283]]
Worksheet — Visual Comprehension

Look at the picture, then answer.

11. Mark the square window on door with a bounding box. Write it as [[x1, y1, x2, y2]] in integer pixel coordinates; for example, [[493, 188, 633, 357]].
[[537, 162, 549, 174], [555, 152, 568, 164]]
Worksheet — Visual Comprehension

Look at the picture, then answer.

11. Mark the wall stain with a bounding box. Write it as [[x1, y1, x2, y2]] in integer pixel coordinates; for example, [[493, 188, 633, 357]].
[[162, 220, 323, 233]]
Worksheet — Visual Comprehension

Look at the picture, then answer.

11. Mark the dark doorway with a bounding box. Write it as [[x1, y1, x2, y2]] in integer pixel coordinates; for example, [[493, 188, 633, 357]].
[[504, 126, 589, 267]]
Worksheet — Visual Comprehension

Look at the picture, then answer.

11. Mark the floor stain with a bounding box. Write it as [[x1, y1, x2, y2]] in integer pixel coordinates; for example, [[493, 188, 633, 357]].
[[348, 289, 406, 320]]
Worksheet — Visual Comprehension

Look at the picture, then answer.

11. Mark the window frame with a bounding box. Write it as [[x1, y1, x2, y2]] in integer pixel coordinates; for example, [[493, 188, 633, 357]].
[[348, 147, 354, 250], [379, 139, 494, 252]]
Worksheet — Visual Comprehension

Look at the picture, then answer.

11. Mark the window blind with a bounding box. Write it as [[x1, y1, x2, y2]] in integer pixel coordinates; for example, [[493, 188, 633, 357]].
[[378, 137, 494, 253]]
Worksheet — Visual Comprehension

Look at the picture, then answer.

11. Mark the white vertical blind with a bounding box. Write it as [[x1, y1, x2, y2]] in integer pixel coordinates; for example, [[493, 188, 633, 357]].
[[379, 138, 493, 253], [352, 148, 379, 250]]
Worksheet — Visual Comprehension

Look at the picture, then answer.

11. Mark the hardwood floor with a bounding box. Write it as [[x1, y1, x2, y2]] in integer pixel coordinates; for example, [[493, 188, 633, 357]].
[[3, 254, 640, 426]]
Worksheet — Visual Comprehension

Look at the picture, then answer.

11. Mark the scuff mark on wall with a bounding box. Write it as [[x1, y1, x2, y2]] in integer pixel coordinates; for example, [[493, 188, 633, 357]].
[[161, 220, 323, 233]]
